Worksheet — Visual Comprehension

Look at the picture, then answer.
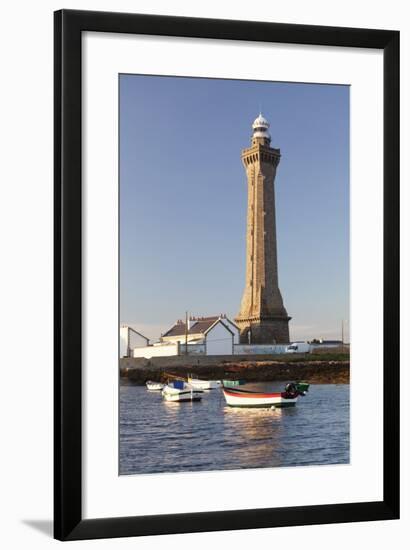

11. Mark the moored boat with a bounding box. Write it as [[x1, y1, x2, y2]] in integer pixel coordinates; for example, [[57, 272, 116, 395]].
[[295, 382, 310, 393], [162, 380, 204, 402], [222, 382, 308, 408], [145, 380, 164, 391], [187, 376, 221, 390]]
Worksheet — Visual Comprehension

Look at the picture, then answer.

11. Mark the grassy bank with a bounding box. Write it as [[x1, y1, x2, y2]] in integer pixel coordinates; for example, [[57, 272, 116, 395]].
[[250, 351, 349, 363]]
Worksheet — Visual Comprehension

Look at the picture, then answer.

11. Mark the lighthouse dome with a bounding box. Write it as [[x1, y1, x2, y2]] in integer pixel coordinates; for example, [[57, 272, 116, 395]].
[[252, 112, 271, 141], [252, 113, 270, 130]]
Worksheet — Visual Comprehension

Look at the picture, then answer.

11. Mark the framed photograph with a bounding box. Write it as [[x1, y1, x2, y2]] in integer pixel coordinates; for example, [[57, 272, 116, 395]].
[[54, 9, 399, 541]]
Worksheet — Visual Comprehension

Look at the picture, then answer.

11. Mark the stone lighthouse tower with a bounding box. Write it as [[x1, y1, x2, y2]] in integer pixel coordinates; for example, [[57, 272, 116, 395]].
[[235, 113, 290, 344]]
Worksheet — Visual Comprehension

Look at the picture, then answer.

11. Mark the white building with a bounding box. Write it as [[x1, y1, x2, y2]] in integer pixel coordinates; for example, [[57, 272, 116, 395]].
[[129, 313, 289, 358], [119, 325, 149, 358], [161, 315, 240, 355], [128, 315, 287, 359]]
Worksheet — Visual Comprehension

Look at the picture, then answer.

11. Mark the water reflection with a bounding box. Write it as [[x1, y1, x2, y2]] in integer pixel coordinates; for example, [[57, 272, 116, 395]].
[[221, 405, 295, 469]]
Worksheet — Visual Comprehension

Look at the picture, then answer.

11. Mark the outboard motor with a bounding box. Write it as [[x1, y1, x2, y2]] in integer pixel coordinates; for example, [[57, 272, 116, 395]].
[[284, 383, 298, 397]]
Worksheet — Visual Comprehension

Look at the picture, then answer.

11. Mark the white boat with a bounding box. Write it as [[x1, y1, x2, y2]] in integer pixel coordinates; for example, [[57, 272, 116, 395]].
[[187, 376, 221, 390], [222, 383, 307, 408], [162, 380, 204, 402], [146, 381, 164, 391]]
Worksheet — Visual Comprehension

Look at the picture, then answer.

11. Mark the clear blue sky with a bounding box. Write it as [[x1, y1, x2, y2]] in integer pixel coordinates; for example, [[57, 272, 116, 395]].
[[119, 74, 349, 342]]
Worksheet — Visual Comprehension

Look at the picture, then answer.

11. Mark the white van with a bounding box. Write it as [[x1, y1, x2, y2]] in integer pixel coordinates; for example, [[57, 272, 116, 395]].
[[285, 342, 311, 354]]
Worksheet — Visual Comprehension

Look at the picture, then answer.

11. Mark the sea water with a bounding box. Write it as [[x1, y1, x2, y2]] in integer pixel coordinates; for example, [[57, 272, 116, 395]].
[[119, 381, 349, 475]]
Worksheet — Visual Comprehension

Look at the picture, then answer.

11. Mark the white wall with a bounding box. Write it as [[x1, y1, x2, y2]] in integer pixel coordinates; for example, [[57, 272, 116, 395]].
[[133, 342, 180, 358], [1, 1, 409, 550], [119, 327, 128, 357], [223, 319, 241, 344], [180, 343, 206, 355], [235, 344, 289, 355], [206, 322, 233, 355]]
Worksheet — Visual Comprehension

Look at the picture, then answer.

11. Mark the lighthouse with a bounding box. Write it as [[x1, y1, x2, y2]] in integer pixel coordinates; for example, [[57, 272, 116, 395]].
[[235, 113, 290, 344]]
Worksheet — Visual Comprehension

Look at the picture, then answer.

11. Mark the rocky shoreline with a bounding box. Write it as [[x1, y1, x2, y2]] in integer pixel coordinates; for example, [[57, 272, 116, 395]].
[[120, 359, 350, 385]]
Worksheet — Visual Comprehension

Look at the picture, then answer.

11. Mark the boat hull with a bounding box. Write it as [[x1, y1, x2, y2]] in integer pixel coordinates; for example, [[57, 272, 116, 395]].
[[187, 378, 221, 390], [162, 384, 203, 402], [222, 388, 298, 408], [146, 382, 164, 391]]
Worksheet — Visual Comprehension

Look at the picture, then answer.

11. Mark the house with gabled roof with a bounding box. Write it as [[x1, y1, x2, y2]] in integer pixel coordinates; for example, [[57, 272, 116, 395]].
[[161, 314, 240, 355]]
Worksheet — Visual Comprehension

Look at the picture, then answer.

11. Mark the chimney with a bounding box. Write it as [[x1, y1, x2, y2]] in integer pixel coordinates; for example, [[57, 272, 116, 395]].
[[187, 315, 194, 331]]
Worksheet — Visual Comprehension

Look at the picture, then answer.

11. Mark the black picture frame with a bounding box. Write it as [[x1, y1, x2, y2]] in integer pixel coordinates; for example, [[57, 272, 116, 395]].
[[54, 9, 400, 541]]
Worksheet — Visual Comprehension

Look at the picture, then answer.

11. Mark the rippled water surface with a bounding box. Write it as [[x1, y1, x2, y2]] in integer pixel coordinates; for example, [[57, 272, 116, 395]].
[[120, 382, 349, 475]]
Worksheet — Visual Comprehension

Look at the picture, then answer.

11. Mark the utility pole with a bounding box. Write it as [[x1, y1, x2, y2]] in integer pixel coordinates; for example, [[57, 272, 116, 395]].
[[341, 320, 344, 348], [185, 311, 188, 355]]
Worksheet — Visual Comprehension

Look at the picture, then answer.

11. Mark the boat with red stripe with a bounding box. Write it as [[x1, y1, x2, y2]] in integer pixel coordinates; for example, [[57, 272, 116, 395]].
[[222, 382, 309, 408]]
